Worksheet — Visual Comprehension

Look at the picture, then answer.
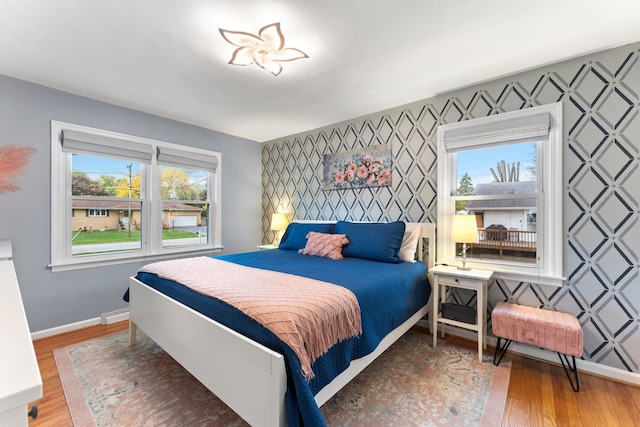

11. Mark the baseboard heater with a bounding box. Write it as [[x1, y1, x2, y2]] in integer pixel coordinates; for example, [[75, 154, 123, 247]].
[[100, 308, 130, 324]]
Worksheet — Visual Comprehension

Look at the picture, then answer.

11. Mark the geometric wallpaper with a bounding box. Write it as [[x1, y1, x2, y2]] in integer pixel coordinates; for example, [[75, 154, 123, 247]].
[[262, 41, 640, 374]]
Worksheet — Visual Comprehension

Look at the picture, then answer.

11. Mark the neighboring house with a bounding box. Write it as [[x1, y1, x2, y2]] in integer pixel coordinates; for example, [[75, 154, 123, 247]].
[[71, 200, 203, 231], [465, 181, 537, 232]]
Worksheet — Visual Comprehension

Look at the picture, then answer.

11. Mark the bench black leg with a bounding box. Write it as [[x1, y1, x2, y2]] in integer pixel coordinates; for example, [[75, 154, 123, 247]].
[[558, 353, 580, 392], [493, 337, 512, 366]]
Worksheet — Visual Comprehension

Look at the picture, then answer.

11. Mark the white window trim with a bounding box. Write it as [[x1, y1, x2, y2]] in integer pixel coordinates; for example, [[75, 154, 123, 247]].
[[50, 121, 223, 272], [436, 102, 564, 287]]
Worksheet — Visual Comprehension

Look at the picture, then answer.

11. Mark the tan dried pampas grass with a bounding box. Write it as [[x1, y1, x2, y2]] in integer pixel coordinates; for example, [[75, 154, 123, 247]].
[[0, 145, 37, 192]]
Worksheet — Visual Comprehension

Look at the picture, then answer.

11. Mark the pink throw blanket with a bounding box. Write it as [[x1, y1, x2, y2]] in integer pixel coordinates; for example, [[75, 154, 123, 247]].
[[138, 257, 362, 380]]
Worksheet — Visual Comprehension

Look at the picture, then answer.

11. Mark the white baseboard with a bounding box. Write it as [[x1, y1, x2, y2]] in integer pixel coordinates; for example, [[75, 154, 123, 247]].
[[434, 325, 640, 387], [31, 309, 130, 340], [31, 317, 101, 340]]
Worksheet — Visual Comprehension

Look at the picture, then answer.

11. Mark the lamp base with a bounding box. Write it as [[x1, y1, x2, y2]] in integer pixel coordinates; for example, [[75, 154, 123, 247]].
[[457, 244, 471, 270], [272, 230, 283, 247]]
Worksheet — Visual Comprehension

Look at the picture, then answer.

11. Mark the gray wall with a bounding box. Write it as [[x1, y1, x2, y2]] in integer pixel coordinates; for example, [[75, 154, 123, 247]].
[[0, 74, 262, 332], [263, 42, 640, 374]]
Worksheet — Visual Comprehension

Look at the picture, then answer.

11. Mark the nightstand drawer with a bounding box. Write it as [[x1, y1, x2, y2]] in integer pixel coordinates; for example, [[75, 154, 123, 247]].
[[437, 275, 478, 289]]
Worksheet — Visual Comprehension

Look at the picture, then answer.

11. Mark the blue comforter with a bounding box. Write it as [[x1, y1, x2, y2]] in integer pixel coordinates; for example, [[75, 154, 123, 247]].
[[132, 249, 430, 426]]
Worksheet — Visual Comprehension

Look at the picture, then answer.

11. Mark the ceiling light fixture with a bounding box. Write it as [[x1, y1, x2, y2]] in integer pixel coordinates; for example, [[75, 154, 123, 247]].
[[219, 22, 308, 77]]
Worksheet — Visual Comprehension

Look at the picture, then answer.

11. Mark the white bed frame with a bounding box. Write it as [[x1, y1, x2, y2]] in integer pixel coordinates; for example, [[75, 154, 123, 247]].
[[128, 222, 435, 427]]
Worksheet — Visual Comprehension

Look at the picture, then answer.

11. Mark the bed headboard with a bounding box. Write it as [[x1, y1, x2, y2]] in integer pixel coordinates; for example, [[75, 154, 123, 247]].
[[290, 220, 436, 271], [411, 222, 435, 271]]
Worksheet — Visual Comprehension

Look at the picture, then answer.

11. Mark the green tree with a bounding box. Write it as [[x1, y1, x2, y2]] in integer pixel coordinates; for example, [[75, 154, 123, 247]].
[[116, 174, 141, 198], [456, 172, 474, 212], [98, 175, 118, 196], [161, 168, 199, 200], [113, 169, 203, 200], [71, 172, 108, 196]]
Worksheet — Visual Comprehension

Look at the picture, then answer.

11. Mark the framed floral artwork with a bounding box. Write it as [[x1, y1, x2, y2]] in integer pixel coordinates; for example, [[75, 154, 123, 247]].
[[322, 144, 392, 190]]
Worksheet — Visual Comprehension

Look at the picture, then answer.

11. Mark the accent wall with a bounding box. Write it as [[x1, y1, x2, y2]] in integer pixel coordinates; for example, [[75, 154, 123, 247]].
[[262, 41, 640, 374]]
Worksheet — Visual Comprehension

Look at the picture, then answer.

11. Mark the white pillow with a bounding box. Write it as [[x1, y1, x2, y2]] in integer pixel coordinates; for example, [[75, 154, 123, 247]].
[[399, 223, 421, 262]]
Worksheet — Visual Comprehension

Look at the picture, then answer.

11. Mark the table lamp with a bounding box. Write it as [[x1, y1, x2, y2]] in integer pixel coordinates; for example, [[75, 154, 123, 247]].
[[270, 213, 289, 246], [451, 215, 478, 270]]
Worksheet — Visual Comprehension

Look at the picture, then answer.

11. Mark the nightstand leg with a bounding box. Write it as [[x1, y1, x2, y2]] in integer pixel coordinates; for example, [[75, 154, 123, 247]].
[[477, 281, 485, 362], [477, 305, 483, 362], [440, 283, 446, 338], [432, 276, 438, 348], [482, 281, 488, 351]]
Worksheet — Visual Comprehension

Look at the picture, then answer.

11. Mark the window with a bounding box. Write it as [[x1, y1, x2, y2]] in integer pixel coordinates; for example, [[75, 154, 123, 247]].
[[437, 102, 564, 286], [456, 142, 538, 264], [87, 209, 108, 217], [50, 121, 222, 271]]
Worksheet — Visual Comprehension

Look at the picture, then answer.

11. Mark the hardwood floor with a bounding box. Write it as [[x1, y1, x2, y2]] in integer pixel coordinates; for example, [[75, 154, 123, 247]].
[[446, 333, 640, 427], [29, 321, 129, 427], [27, 321, 640, 426]]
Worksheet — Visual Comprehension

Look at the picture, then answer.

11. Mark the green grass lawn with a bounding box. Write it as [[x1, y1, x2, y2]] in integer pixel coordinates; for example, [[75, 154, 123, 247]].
[[71, 229, 198, 245]]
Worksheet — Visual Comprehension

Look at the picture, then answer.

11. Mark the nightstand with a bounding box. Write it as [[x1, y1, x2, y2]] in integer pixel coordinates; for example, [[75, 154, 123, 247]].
[[431, 265, 493, 362], [257, 244, 277, 250]]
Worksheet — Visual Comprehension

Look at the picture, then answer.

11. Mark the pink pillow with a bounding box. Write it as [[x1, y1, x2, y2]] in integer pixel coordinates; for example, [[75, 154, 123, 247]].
[[299, 232, 349, 260]]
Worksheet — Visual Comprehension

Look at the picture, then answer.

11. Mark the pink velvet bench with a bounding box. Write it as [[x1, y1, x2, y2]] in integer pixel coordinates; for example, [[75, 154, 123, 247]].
[[491, 301, 583, 391]]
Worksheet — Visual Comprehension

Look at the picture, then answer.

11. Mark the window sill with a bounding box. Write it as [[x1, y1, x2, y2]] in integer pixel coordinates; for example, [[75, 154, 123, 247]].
[[491, 269, 565, 287], [438, 259, 565, 287], [49, 245, 223, 272]]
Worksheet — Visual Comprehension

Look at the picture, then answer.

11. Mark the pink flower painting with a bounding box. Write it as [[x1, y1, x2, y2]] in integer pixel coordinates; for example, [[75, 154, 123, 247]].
[[323, 144, 392, 190]]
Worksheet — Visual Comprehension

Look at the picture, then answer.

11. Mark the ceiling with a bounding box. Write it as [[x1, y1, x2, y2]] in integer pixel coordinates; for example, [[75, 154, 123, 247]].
[[2, 1, 640, 143]]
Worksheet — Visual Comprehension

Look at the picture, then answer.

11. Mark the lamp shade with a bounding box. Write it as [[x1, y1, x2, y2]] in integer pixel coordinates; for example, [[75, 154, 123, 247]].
[[270, 213, 289, 231], [451, 215, 478, 244]]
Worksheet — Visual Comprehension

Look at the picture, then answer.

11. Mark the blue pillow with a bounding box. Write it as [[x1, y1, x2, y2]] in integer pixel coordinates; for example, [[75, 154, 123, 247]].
[[278, 222, 336, 250], [336, 221, 406, 263]]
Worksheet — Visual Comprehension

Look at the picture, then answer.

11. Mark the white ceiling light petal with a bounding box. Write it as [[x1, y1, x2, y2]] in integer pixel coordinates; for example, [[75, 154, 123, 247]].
[[258, 23, 285, 50], [228, 47, 255, 66], [219, 22, 308, 77], [273, 48, 308, 62]]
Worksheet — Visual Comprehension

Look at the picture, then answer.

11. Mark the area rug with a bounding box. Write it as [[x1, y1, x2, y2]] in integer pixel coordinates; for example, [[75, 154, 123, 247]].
[[54, 329, 510, 426]]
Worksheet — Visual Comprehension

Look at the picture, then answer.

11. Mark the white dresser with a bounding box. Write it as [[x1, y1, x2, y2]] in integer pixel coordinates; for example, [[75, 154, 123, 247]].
[[0, 241, 42, 425]]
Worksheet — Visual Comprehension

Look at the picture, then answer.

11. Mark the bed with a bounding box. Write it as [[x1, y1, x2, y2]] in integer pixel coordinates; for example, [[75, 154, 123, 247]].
[[127, 221, 435, 426]]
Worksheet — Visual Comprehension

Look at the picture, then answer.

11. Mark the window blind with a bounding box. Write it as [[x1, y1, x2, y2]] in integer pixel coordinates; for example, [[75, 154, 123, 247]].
[[61, 129, 154, 162], [156, 146, 218, 172], [444, 113, 550, 151]]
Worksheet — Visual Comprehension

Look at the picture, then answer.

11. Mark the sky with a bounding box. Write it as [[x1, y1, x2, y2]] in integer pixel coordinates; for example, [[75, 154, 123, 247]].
[[72, 154, 140, 179], [456, 141, 536, 188]]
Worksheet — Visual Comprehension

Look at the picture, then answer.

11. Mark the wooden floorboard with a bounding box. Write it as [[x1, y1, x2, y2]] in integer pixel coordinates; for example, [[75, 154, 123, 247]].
[[26, 321, 640, 426], [28, 321, 129, 427]]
